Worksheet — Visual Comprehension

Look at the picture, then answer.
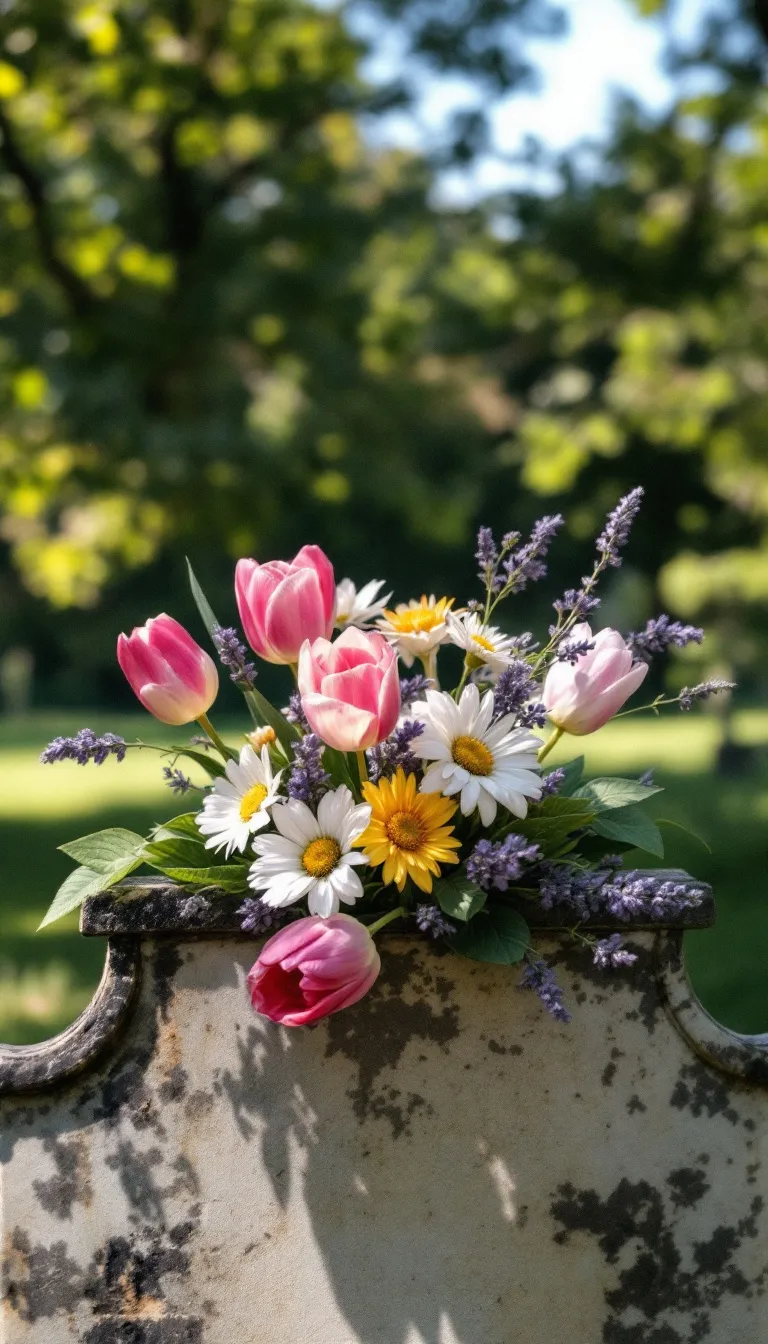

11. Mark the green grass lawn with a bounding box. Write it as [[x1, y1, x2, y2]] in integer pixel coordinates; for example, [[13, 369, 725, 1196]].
[[0, 709, 766, 1043]]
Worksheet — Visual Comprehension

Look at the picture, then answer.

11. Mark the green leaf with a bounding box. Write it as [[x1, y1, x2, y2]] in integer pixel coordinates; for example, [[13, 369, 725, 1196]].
[[448, 905, 530, 965], [246, 685, 301, 756], [159, 865, 249, 890], [322, 746, 356, 791], [169, 746, 226, 779], [38, 866, 104, 929], [657, 817, 712, 854], [186, 556, 220, 639], [510, 795, 597, 856], [59, 828, 145, 874], [144, 834, 210, 870], [433, 875, 486, 922], [551, 756, 585, 796], [573, 777, 663, 811], [592, 805, 665, 857], [152, 812, 202, 841], [38, 850, 144, 930]]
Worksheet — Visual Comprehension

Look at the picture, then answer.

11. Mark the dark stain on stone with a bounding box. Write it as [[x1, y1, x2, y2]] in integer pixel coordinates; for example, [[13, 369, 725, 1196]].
[[488, 1039, 523, 1057], [666, 1168, 710, 1211], [602, 1062, 617, 1087], [323, 948, 460, 1135], [627, 1094, 647, 1115], [83, 1322, 203, 1343], [32, 1135, 92, 1219], [550, 1172, 763, 1341], [669, 1062, 740, 1125], [158, 1066, 189, 1105], [153, 943, 183, 1023], [184, 1090, 215, 1121]]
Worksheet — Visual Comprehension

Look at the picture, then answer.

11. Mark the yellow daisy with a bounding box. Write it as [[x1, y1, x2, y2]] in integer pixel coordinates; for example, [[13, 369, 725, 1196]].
[[356, 768, 461, 894], [377, 594, 455, 668]]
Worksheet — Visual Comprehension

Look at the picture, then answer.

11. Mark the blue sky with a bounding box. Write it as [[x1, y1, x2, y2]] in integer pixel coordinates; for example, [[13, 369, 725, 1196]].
[[357, 0, 713, 201]]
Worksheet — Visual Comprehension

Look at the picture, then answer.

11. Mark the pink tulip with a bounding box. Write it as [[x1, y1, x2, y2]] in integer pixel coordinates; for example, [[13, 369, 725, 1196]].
[[117, 614, 219, 726], [248, 914, 381, 1026], [542, 623, 649, 735], [298, 627, 401, 752], [235, 544, 335, 665]]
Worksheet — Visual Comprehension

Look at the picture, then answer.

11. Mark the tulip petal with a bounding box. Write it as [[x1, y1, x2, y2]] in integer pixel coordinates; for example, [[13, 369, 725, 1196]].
[[302, 692, 378, 752]]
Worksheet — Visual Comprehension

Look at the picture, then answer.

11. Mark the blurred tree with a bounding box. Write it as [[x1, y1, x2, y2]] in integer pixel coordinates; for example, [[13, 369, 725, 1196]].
[[447, 0, 768, 691]]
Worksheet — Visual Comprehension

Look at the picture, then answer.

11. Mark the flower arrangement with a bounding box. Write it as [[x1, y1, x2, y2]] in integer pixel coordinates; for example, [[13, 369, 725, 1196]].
[[41, 490, 733, 1027]]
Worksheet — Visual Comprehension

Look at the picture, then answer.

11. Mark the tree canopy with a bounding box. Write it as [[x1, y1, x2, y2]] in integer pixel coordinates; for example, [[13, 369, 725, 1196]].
[[0, 0, 766, 704]]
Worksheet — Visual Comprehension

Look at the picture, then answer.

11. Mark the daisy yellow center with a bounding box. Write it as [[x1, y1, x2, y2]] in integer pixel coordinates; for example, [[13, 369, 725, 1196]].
[[386, 810, 425, 852], [452, 734, 494, 776], [302, 836, 341, 878], [473, 634, 496, 653], [389, 608, 442, 634], [239, 783, 269, 822]]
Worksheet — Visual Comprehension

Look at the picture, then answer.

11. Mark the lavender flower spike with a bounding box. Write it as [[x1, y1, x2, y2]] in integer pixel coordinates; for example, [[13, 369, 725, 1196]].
[[467, 834, 541, 892], [596, 487, 644, 566], [238, 898, 282, 936], [678, 679, 735, 711], [628, 615, 704, 659], [520, 959, 571, 1023], [163, 766, 193, 794], [41, 729, 127, 766], [287, 733, 330, 806], [503, 515, 564, 594], [212, 624, 257, 689], [592, 934, 638, 969], [415, 905, 456, 939], [475, 526, 498, 584], [367, 719, 424, 782]]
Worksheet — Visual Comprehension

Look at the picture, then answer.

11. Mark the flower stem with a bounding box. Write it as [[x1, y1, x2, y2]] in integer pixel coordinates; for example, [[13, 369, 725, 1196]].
[[357, 750, 368, 784], [196, 713, 237, 762], [537, 725, 564, 763], [367, 906, 407, 938]]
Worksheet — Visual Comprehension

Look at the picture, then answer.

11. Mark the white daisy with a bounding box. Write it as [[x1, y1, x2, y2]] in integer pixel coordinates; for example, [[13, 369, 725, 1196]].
[[446, 611, 520, 675], [412, 684, 542, 826], [376, 594, 455, 668], [335, 578, 392, 630], [249, 785, 372, 917], [196, 744, 282, 859]]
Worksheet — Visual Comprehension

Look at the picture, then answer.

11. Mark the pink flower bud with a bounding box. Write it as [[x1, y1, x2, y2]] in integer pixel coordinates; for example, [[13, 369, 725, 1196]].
[[542, 623, 648, 736], [117, 614, 218, 726], [235, 544, 335, 665], [248, 914, 380, 1026], [298, 627, 401, 752]]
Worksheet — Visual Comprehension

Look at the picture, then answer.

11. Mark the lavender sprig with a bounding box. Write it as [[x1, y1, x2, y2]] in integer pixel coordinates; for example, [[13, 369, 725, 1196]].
[[237, 898, 282, 936], [553, 588, 600, 619], [492, 661, 539, 720], [592, 934, 638, 969], [596, 486, 644, 566], [541, 767, 566, 795], [399, 674, 431, 709], [475, 526, 498, 586], [163, 766, 193, 794], [41, 729, 127, 766], [557, 637, 595, 665], [678, 679, 735, 711], [287, 733, 330, 806], [501, 515, 564, 595], [628, 615, 704, 659], [415, 905, 456, 939], [212, 625, 257, 689], [283, 691, 310, 732], [367, 720, 424, 782], [466, 834, 541, 892], [520, 959, 570, 1023]]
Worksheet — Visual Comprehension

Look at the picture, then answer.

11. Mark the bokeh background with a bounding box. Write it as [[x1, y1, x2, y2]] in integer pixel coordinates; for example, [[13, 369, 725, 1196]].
[[1, 0, 766, 1043]]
